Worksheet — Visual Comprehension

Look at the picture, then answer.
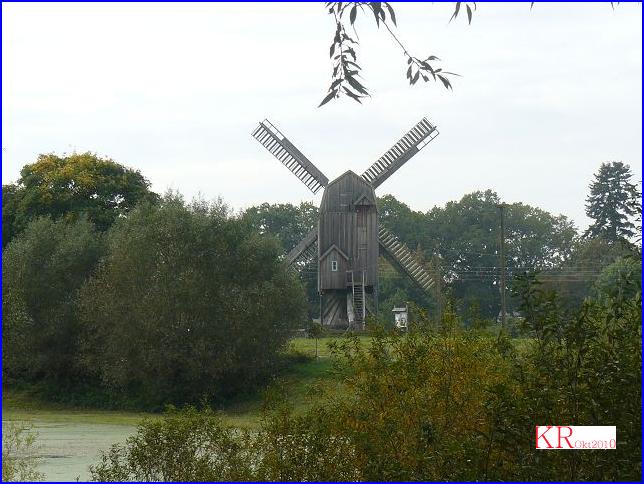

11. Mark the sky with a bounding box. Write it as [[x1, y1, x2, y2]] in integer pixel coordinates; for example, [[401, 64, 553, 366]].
[[2, 2, 642, 231]]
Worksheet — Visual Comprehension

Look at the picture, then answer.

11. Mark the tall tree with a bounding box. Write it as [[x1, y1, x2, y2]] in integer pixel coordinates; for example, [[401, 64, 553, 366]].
[[584, 161, 641, 242], [422, 190, 577, 317], [78, 194, 305, 406], [3, 152, 158, 246], [2, 217, 105, 382]]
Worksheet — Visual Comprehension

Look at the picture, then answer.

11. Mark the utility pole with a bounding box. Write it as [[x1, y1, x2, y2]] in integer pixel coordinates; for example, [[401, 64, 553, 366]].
[[496, 203, 507, 330], [431, 254, 443, 323]]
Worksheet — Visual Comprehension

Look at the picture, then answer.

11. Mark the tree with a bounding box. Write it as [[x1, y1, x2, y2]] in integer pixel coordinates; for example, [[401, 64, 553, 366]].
[[243, 202, 319, 319], [2, 217, 104, 382], [242, 202, 317, 253], [418, 191, 577, 317], [77, 194, 306, 407], [584, 161, 641, 243], [2, 152, 158, 247], [308, 322, 325, 358]]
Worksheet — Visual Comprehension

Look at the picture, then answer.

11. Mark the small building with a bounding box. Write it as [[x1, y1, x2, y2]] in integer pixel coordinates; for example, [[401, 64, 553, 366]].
[[392, 305, 409, 330]]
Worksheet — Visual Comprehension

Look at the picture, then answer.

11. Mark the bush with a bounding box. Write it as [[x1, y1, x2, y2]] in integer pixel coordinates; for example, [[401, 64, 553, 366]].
[[90, 407, 254, 481], [2, 421, 44, 481], [2, 217, 104, 382], [77, 194, 306, 407], [91, 283, 641, 481]]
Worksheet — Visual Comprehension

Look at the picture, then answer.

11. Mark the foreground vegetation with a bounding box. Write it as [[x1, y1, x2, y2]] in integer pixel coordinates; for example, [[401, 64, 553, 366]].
[[89, 274, 641, 481]]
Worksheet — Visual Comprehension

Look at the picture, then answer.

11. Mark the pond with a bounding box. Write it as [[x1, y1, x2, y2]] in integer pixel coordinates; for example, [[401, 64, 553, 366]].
[[3, 416, 138, 482]]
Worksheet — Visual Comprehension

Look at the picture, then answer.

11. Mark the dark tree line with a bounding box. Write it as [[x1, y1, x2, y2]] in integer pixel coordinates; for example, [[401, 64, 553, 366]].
[[2, 153, 640, 406], [2, 155, 305, 409]]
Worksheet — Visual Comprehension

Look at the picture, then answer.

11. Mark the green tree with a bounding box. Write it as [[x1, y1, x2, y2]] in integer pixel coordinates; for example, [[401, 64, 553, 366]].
[[242, 202, 317, 253], [423, 190, 577, 317], [243, 202, 319, 319], [543, 235, 638, 309], [78, 194, 306, 407], [2, 217, 104, 382], [3, 152, 158, 247], [584, 161, 641, 242]]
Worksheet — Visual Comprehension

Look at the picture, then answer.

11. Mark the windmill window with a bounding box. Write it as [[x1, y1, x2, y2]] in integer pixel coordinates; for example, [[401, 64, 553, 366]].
[[331, 260, 338, 272]]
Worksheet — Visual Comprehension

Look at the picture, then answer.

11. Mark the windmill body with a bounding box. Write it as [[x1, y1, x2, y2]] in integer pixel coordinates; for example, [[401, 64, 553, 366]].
[[318, 171, 378, 327], [252, 118, 439, 328]]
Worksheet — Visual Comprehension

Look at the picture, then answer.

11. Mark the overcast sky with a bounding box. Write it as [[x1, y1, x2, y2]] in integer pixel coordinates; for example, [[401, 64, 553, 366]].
[[2, 2, 642, 230]]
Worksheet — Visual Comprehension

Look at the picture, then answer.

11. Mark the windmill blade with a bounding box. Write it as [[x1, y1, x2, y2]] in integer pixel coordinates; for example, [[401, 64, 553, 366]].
[[286, 227, 318, 267], [378, 227, 435, 293], [252, 119, 329, 194], [362, 118, 438, 189]]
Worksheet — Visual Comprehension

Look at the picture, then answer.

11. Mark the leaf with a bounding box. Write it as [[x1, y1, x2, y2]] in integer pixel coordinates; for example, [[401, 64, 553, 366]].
[[450, 2, 461, 22], [407, 57, 412, 65], [342, 86, 363, 103], [318, 90, 337, 108], [371, 2, 382, 26], [466, 4, 472, 24], [406, 65, 412, 79], [420, 61, 435, 76], [330, 42, 336, 58], [412, 71, 420, 85], [350, 5, 357, 25], [426, 55, 440, 61], [346, 74, 369, 95], [437, 74, 452, 90], [385, 2, 397, 25]]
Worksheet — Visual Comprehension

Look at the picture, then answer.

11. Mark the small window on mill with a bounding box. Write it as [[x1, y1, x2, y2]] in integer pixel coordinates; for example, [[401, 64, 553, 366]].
[[331, 260, 338, 272]]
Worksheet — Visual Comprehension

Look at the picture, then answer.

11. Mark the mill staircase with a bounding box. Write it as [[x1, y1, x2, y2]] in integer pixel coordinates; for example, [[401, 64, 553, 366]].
[[378, 227, 435, 293], [348, 270, 366, 325], [361, 118, 438, 189]]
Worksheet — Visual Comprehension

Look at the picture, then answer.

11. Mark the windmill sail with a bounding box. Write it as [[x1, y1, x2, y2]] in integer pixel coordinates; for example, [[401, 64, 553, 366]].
[[286, 227, 318, 266], [252, 119, 329, 194], [361, 118, 438, 189], [378, 227, 435, 293]]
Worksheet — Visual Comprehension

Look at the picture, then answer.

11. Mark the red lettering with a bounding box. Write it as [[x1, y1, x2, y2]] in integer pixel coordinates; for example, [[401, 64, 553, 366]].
[[557, 426, 573, 448], [536, 426, 554, 448]]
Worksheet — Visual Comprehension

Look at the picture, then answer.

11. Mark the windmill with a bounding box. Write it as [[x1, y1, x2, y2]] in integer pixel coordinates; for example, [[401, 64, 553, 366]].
[[251, 118, 439, 328]]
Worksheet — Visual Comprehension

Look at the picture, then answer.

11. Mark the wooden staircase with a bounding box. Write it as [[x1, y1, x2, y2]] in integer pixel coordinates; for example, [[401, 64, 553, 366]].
[[378, 227, 435, 293], [348, 270, 366, 325]]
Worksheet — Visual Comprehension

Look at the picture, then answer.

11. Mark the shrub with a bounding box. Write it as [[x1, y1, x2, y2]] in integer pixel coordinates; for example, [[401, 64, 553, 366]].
[[2, 421, 44, 481], [2, 217, 104, 382], [77, 194, 306, 407], [90, 407, 253, 481]]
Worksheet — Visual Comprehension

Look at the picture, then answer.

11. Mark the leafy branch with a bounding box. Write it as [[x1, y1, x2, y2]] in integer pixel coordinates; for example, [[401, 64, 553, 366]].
[[320, 2, 465, 107]]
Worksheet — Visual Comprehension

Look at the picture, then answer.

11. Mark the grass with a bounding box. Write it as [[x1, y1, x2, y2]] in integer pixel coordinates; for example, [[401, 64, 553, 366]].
[[2, 335, 369, 430]]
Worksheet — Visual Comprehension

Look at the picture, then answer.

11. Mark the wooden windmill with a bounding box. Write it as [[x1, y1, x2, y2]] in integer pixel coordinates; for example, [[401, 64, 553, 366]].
[[251, 118, 439, 328]]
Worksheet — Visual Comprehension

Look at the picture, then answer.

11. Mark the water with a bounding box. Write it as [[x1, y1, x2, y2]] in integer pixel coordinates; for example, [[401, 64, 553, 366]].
[[3, 418, 136, 482]]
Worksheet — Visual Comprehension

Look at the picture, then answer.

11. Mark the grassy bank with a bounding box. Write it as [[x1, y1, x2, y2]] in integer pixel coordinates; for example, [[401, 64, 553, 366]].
[[2, 336, 366, 429]]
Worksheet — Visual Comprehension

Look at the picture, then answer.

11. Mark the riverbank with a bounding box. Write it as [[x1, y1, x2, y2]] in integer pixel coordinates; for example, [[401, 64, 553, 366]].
[[2, 336, 356, 480]]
